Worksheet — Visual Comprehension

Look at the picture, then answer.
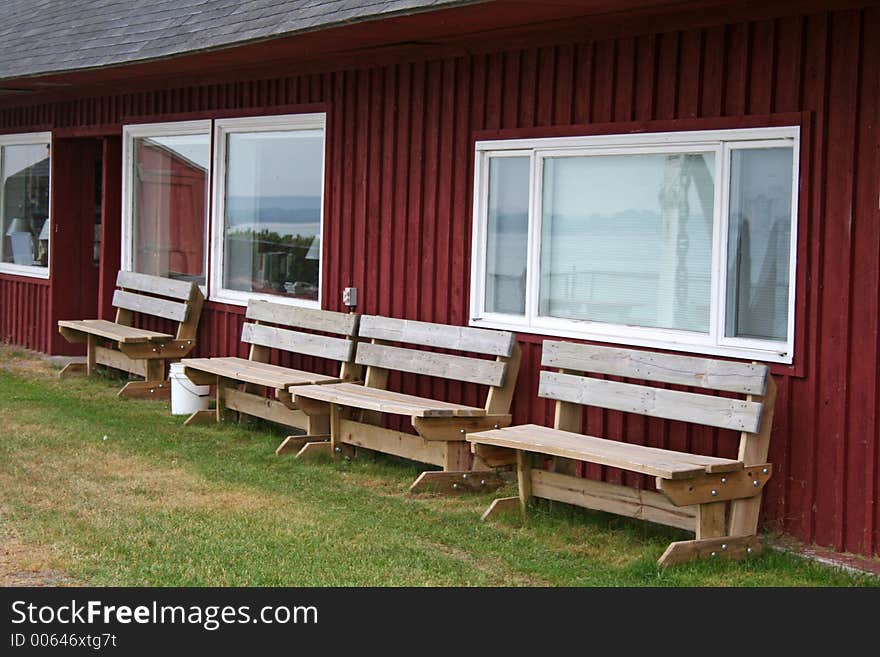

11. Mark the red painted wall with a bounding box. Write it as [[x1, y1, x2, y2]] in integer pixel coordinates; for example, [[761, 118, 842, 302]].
[[0, 275, 50, 352], [0, 6, 878, 557]]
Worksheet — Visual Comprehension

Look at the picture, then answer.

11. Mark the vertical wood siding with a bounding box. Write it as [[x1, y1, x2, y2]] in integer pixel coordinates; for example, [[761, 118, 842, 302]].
[[0, 275, 50, 352], [0, 6, 878, 556]]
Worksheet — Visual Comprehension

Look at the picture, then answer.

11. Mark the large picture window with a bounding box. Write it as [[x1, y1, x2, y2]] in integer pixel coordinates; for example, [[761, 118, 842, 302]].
[[122, 121, 210, 286], [470, 127, 799, 363], [0, 132, 51, 278], [211, 114, 325, 307]]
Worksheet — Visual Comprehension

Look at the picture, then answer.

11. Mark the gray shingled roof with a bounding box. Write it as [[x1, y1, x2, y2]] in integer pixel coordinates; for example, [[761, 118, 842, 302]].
[[0, 0, 473, 81]]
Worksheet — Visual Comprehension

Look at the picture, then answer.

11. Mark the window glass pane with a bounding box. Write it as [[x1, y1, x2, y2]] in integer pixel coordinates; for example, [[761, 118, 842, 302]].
[[485, 156, 529, 314], [1, 143, 51, 267], [223, 129, 323, 301], [725, 147, 793, 341], [132, 134, 209, 283], [538, 152, 715, 332]]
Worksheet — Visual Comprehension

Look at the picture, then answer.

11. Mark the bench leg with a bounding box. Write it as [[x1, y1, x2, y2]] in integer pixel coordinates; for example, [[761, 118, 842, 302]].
[[409, 470, 505, 494], [118, 359, 169, 400], [328, 404, 355, 459], [184, 409, 216, 426], [58, 362, 87, 378], [118, 380, 171, 399], [658, 535, 763, 567], [480, 497, 521, 522], [443, 441, 472, 471], [86, 335, 97, 375], [696, 501, 727, 540], [516, 449, 532, 516], [657, 500, 763, 566], [215, 376, 236, 422]]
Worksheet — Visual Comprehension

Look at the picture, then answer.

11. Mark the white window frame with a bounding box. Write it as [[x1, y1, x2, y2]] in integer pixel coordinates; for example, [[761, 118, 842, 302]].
[[210, 113, 326, 308], [121, 120, 212, 293], [470, 126, 800, 364], [0, 131, 52, 279]]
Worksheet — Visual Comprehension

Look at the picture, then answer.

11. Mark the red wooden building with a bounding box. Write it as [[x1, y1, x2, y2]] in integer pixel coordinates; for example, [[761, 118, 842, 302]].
[[0, 0, 877, 559]]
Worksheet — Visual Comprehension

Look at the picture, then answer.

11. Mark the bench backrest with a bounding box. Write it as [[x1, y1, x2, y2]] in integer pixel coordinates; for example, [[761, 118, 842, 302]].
[[539, 341, 776, 463], [114, 271, 204, 341], [242, 300, 359, 370], [356, 315, 520, 413]]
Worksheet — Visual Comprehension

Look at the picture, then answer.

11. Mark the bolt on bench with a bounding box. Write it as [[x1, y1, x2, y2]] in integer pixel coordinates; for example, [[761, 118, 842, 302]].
[[467, 341, 776, 567], [288, 316, 521, 491], [181, 300, 360, 444], [57, 271, 204, 399]]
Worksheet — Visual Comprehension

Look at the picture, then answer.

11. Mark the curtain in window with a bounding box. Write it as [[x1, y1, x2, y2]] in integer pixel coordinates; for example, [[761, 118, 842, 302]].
[[538, 152, 715, 332]]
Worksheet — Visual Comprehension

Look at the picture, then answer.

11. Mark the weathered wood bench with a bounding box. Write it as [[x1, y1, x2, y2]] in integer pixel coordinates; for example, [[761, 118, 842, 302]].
[[57, 271, 204, 399], [467, 341, 776, 567], [181, 301, 360, 445], [289, 316, 521, 490]]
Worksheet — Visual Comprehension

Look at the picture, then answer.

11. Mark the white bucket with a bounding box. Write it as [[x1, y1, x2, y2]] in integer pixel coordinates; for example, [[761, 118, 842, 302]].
[[169, 362, 210, 415]]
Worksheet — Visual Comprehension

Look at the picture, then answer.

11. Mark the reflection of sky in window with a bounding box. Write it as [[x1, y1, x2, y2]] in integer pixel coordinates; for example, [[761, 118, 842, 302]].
[[2, 143, 49, 179], [226, 130, 323, 197], [224, 130, 324, 238], [146, 135, 210, 170]]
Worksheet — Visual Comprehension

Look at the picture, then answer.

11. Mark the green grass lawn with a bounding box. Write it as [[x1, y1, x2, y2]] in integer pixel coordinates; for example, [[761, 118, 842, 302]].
[[0, 347, 875, 587]]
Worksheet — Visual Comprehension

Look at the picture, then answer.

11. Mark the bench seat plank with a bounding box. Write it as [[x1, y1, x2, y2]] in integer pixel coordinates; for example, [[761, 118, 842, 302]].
[[182, 357, 340, 388], [58, 319, 173, 343], [466, 424, 743, 479], [293, 382, 487, 418]]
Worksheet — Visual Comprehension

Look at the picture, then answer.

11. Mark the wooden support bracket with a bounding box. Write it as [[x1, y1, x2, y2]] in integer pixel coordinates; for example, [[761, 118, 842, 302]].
[[183, 409, 215, 426], [658, 464, 772, 506], [657, 535, 763, 567], [480, 496, 521, 522], [118, 339, 195, 359], [118, 380, 171, 400], [295, 441, 334, 460], [471, 443, 517, 468], [412, 414, 512, 441], [409, 470, 505, 495], [276, 434, 329, 456], [58, 362, 87, 378]]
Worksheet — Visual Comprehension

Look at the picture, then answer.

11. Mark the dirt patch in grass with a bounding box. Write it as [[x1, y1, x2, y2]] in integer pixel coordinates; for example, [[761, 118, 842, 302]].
[[0, 509, 78, 587]]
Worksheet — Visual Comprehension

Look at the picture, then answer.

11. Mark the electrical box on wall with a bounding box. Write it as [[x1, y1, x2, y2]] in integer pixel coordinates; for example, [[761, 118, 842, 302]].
[[343, 287, 357, 309]]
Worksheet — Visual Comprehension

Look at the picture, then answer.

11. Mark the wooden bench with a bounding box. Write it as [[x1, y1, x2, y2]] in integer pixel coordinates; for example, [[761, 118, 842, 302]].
[[289, 315, 521, 490], [57, 271, 204, 399], [467, 341, 776, 566], [181, 300, 360, 443]]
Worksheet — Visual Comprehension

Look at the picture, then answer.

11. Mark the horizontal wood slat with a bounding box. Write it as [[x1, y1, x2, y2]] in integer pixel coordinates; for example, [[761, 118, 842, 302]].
[[467, 424, 741, 479], [116, 271, 195, 300], [356, 341, 506, 386], [292, 382, 486, 417], [336, 419, 448, 467], [182, 357, 339, 388], [529, 470, 697, 531], [94, 345, 148, 377], [223, 388, 309, 429], [57, 319, 172, 343], [541, 341, 768, 395], [358, 315, 515, 356], [112, 290, 189, 322], [241, 322, 355, 362], [539, 371, 763, 433], [245, 300, 359, 336]]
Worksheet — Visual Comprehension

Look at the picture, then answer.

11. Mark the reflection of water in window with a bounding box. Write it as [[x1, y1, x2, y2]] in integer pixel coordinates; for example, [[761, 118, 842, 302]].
[[223, 130, 324, 299], [538, 152, 714, 332]]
